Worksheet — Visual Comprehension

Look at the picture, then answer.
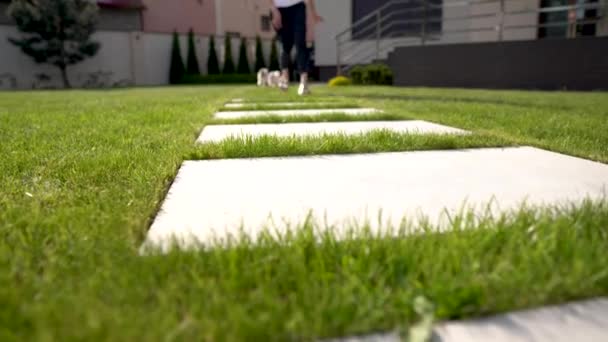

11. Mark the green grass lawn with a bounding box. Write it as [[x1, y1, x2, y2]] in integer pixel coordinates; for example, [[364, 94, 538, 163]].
[[1, 85, 607, 341], [190, 131, 511, 160]]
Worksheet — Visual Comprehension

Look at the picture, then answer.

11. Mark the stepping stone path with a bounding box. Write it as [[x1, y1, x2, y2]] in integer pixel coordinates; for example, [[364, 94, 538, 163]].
[[214, 107, 380, 120], [325, 298, 608, 342], [197, 120, 468, 143], [224, 102, 332, 108], [145, 96, 608, 340], [146, 146, 608, 249]]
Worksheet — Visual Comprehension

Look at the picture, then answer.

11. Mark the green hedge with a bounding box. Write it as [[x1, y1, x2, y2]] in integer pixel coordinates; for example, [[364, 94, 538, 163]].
[[349, 64, 393, 85], [169, 31, 185, 84], [180, 74, 257, 84], [207, 35, 220, 75]]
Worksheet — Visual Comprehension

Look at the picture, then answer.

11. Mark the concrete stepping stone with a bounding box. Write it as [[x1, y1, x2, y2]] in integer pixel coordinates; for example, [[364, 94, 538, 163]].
[[323, 298, 608, 342], [229, 98, 244, 103], [214, 108, 380, 120], [433, 298, 608, 342], [197, 120, 468, 143], [144, 147, 608, 250], [224, 102, 333, 109]]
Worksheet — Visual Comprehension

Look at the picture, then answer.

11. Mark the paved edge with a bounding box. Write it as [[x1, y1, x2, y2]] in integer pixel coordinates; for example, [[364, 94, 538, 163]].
[[320, 298, 608, 342], [196, 120, 470, 143]]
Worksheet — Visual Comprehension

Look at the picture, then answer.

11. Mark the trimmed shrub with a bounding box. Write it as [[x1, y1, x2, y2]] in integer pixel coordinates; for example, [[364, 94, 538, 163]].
[[222, 36, 235, 74], [169, 30, 185, 84], [328, 76, 352, 86], [207, 35, 220, 75], [180, 74, 257, 84], [349, 65, 365, 84], [237, 38, 251, 74], [186, 28, 200, 75], [269, 39, 280, 71], [254, 36, 266, 71], [358, 64, 393, 85]]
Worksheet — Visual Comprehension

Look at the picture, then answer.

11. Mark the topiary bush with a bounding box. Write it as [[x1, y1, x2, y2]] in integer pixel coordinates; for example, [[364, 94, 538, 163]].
[[254, 36, 266, 71], [169, 30, 185, 84], [237, 37, 251, 74], [349, 65, 364, 84], [328, 76, 352, 86], [222, 36, 235, 74], [363, 64, 393, 85], [186, 28, 200, 75], [349, 64, 393, 85], [207, 35, 220, 75]]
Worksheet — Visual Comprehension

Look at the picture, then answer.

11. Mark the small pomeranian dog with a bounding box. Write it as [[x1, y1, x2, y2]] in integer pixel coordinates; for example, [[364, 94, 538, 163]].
[[257, 68, 269, 86], [257, 68, 281, 87]]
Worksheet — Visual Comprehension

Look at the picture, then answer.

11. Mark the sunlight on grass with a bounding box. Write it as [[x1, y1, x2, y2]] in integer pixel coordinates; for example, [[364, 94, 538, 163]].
[[189, 131, 511, 159], [0, 85, 607, 340], [210, 112, 409, 125]]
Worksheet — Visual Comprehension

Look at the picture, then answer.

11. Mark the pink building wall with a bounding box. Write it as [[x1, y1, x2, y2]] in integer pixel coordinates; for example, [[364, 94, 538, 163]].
[[220, 0, 316, 42], [219, 0, 272, 38], [141, 0, 216, 34], [141, 0, 317, 43]]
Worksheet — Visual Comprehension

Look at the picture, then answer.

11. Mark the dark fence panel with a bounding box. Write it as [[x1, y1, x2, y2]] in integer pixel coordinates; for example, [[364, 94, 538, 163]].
[[388, 37, 608, 90]]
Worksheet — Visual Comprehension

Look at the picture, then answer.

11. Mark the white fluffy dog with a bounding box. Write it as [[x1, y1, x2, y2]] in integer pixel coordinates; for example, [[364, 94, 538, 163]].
[[257, 68, 281, 87], [257, 68, 269, 86]]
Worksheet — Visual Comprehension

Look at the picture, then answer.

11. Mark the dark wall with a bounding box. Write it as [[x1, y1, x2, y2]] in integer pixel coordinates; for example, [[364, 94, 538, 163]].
[[318, 66, 338, 82], [0, 3, 11, 25], [388, 37, 608, 90]]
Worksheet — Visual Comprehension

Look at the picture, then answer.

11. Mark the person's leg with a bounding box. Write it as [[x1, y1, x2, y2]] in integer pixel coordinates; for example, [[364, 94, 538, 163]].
[[293, 2, 310, 95], [278, 6, 295, 90]]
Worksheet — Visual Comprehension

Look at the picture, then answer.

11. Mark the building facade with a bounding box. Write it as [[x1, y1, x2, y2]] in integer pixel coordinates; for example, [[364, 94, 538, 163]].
[[2, 0, 604, 88], [315, 0, 608, 76], [0, 0, 312, 89]]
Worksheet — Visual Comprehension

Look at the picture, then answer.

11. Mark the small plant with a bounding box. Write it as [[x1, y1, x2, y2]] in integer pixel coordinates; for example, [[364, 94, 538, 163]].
[[186, 28, 200, 75], [269, 39, 280, 71], [207, 35, 220, 75], [254, 36, 266, 71], [222, 36, 235, 74], [237, 38, 251, 74], [328, 76, 352, 86], [169, 30, 185, 84]]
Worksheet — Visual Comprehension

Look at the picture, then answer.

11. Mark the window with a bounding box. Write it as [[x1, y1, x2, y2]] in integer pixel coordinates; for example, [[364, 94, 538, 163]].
[[538, 0, 599, 38], [261, 15, 272, 32], [351, 0, 442, 40]]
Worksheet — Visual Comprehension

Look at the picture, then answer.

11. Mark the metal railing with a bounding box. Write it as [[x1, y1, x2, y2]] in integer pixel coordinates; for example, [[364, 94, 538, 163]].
[[336, 0, 607, 75]]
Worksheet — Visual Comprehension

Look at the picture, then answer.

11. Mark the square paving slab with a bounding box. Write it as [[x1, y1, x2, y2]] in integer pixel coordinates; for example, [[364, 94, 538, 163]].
[[144, 147, 608, 250], [214, 108, 380, 120], [324, 298, 608, 342], [224, 102, 333, 109], [432, 298, 608, 342], [197, 121, 468, 143]]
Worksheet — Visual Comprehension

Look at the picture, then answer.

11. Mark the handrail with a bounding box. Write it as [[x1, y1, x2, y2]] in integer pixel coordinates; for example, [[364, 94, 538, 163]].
[[336, 0, 607, 76], [335, 0, 411, 39]]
